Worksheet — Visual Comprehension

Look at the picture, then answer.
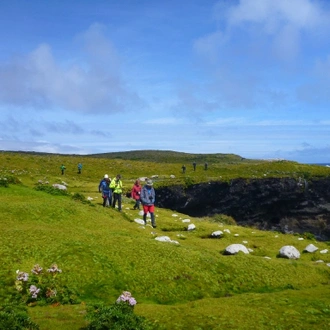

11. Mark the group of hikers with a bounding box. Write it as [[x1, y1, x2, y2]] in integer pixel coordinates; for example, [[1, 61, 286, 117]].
[[182, 162, 208, 173], [98, 174, 156, 228], [60, 163, 83, 175]]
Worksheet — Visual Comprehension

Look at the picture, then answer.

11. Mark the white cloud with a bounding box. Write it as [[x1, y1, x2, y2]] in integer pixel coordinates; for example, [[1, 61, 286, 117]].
[[0, 24, 145, 114]]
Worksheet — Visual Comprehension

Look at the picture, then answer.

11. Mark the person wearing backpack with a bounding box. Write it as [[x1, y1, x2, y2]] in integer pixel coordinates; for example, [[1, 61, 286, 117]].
[[99, 174, 111, 207], [110, 174, 123, 211], [140, 179, 156, 228]]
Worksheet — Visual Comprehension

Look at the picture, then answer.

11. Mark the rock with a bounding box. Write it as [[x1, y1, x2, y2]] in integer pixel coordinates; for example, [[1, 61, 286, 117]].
[[223, 229, 231, 234], [155, 236, 179, 244], [155, 177, 330, 240], [224, 244, 249, 255], [320, 249, 328, 254], [182, 219, 190, 223], [187, 224, 196, 231], [52, 184, 67, 190], [304, 244, 318, 253], [134, 219, 145, 225], [211, 230, 223, 238], [278, 245, 300, 259]]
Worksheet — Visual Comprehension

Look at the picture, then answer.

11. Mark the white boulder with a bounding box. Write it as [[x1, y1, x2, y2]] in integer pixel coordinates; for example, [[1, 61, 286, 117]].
[[224, 244, 249, 255], [52, 184, 67, 190], [211, 230, 223, 238], [134, 219, 145, 225], [187, 224, 196, 231], [304, 244, 318, 253], [155, 236, 179, 244], [279, 245, 300, 259]]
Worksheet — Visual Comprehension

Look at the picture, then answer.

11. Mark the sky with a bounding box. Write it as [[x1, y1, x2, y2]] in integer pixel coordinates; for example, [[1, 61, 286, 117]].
[[1, 0, 330, 163]]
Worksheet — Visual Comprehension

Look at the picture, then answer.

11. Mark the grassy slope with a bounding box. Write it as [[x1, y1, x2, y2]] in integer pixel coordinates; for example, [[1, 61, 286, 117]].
[[1, 151, 330, 329]]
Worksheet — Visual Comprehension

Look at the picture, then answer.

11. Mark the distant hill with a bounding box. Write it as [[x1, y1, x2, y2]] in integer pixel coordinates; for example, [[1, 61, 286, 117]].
[[87, 149, 250, 164]]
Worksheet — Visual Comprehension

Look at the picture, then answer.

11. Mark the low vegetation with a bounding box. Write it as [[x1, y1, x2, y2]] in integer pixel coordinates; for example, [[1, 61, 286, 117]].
[[0, 150, 330, 329]]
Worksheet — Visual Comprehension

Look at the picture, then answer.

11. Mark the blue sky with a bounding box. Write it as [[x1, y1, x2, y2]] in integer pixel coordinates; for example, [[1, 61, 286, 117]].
[[1, 0, 330, 163]]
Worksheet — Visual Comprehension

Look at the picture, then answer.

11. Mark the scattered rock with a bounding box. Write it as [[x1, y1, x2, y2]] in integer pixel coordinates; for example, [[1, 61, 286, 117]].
[[211, 230, 223, 238], [155, 236, 179, 244], [278, 245, 300, 259], [187, 224, 196, 231], [134, 219, 145, 225], [52, 184, 67, 190], [304, 244, 318, 253], [224, 244, 249, 255]]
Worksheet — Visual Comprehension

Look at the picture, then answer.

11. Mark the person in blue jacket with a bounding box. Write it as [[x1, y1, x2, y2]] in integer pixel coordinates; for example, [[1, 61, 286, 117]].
[[99, 174, 111, 207]]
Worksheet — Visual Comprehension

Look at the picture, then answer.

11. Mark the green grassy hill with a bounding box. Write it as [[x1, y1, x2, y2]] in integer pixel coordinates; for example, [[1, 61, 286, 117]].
[[1, 151, 330, 329]]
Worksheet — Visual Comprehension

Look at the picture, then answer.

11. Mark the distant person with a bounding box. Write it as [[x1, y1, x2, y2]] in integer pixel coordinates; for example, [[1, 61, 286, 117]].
[[131, 179, 142, 210], [140, 179, 156, 228], [110, 174, 123, 211], [99, 174, 111, 207], [182, 165, 186, 173], [204, 162, 208, 170], [60, 164, 66, 175], [193, 162, 196, 171], [77, 163, 82, 174]]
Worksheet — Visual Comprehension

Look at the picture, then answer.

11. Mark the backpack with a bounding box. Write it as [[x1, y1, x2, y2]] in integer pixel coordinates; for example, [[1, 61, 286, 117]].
[[100, 180, 109, 193]]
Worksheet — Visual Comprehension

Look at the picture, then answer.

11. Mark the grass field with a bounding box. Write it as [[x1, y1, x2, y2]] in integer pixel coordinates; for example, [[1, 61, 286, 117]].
[[1, 151, 330, 329]]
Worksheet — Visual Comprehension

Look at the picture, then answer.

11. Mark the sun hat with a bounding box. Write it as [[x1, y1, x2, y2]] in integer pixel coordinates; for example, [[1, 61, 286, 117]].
[[104, 174, 109, 179], [146, 179, 153, 186]]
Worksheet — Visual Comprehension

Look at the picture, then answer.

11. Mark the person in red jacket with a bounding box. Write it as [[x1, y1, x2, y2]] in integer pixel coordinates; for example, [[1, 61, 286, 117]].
[[131, 179, 142, 210]]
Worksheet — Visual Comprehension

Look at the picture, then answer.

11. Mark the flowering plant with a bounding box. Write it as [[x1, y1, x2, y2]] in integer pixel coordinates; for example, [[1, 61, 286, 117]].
[[116, 291, 137, 306], [14, 263, 78, 306]]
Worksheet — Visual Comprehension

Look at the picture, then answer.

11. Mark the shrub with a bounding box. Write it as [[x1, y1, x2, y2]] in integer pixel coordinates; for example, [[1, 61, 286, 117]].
[[34, 185, 69, 196], [0, 303, 39, 329], [71, 192, 92, 205], [83, 291, 155, 330], [0, 176, 21, 187], [209, 214, 237, 225], [13, 264, 79, 306]]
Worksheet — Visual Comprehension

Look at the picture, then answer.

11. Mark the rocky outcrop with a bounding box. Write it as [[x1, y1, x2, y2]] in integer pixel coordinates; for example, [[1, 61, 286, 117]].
[[156, 177, 330, 240]]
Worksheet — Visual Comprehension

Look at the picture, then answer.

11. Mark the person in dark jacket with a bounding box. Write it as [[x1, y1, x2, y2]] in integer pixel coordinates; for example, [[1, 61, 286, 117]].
[[131, 179, 142, 210], [99, 174, 111, 207], [140, 179, 156, 228]]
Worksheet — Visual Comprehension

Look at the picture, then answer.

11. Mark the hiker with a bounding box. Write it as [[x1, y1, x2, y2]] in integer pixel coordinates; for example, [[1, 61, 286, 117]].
[[193, 162, 196, 171], [204, 162, 208, 170], [77, 163, 82, 174], [131, 179, 142, 210], [182, 165, 186, 174], [60, 164, 66, 175], [99, 174, 111, 207], [110, 174, 123, 211], [140, 179, 156, 228]]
